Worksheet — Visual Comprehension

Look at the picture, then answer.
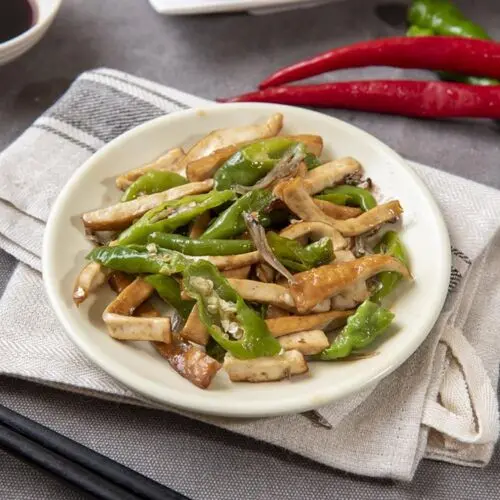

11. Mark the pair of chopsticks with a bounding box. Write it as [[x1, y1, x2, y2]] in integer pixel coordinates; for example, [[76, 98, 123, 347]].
[[0, 403, 189, 500]]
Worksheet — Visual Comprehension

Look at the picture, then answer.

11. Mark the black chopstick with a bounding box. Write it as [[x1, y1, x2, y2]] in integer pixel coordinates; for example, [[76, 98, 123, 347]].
[[0, 404, 189, 500]]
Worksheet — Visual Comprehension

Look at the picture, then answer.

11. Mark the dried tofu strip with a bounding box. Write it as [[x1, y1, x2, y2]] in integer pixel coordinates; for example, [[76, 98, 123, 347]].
[[189, 212, 212, 239], [255, 263, 275, 283], [266, 310, 353, 337], [281, 178, 402, 237], [290, 254, 411, 313], [181, 304, 209, 345], [226, 279, 331, 314], [203, 251, 261, 271], [73, 261, 108, 306], [313, 199, 361, 220], [223, 349, 308, 382], [284, 134, 323, 156], [328, 201, 403, 237], [265, 305, 290, 319], [82, 180, 214, 231], [280, 221, 347, 251], [227, 279, 296, 311], [304, 157, 361, 195], [278, 330, 330, 355], [186, 145, 240, 182], [115, 148, 185, 190], [221, 266, 252, 280], [281, 177, 339, 226], [329, 250, 369, 310], [108, 272, 218, 388], [103, 278, 171, 342], [176, 113, 283, 175], [186, 133, 322, 183], [153, 341, 221, 389]]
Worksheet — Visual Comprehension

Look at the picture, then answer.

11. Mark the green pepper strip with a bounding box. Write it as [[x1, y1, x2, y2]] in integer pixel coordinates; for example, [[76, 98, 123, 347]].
[[214, 137, 296, 191], [266, 232, 333, 271], [121, 171, 187, 202], [183, 260, 282, 360], [87, 245, 190, 276], [408, 0, 490, 39], [144, 274, 194, 320], [117, 190, 235, 245], [200, 189, 273, 240], [303, 152, 322, 170], [407, 24, 499, 86], [371, 231, 410, 304], [316, 185, 377, 212], [205, 338, 227, 363], [315, 300, 395, 360], [147, 232, 255, 256]]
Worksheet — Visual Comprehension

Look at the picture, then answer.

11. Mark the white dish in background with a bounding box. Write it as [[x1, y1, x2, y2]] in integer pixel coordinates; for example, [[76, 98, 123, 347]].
[[0, 0, 61, 66], [149, 0, 338, 15], [43, 103, 450, 418]]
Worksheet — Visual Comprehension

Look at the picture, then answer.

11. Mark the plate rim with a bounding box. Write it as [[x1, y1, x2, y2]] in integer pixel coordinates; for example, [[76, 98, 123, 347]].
[[42, 102, 451, 417]]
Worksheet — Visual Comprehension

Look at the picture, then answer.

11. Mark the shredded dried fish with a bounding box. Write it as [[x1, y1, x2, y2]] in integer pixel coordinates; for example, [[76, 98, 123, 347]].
[[234, 145, 306, 195], [243, 212, 294, 282]]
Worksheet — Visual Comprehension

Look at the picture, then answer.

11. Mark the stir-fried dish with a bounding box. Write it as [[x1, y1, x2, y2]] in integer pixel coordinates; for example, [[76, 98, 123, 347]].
[[74, 113, 412, 389]]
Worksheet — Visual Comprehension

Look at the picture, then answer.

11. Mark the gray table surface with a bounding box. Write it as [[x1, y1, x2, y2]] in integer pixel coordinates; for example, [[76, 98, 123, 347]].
[[0, 0, 499, 498]]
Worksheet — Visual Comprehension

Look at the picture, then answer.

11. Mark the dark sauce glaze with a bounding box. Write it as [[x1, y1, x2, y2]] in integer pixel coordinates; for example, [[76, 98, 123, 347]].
[[0, 0, 36, 44]]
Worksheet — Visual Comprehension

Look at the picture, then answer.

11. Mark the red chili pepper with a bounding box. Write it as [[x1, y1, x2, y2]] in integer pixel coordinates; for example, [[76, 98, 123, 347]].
[[221, 81, 500, 119], [259, 37, 500, 89]]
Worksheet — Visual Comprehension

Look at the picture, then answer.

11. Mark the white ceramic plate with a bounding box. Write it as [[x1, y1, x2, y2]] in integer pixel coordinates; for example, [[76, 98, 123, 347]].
[[0, 0, 62, 66], [149, 0, 338, 15], [43, 103, 450, 417]]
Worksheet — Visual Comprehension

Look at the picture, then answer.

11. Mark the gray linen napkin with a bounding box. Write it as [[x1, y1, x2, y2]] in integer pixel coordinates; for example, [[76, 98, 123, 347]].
[[0, 68, 498, 480]]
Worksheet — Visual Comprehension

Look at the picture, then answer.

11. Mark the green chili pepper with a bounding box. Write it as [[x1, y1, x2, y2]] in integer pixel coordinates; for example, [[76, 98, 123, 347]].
[[147, 232, 254, 256], [206, 338, 227, 363], [117, 191, 235, 245], [408, 0, 490, 39], [407, 24, 499, 86], [183, 260, 282, 360], [144, 274, 194, 320], [315, 300, 395, 360], [303, 152, 322, 170], [371, 231, 410, 304], [406, 25, 434, 36], [266, 232, 333, 270], [87, 245, 189, 275], [200, 190, 273, 240], [214, 137, 296, 191], [121, 171, 187, 202], [317, 185, 377, 212]]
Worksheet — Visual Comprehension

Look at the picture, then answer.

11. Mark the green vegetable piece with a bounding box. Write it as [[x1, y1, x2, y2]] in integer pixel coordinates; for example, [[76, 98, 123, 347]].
[[278, 258, 309, 273], [303, 152, 322, 170], [117, 190, 235, 245], [407, 24, 500, 86], [408, 0, 490, 39], [147, 232, 254, 256], [183, 260, 282, 360], [144, 274, 194, 320], [438, 73, 500, 86], [406, 25, 434, 36], [206, 338, 227, 363], [266, 232, 333, 270], [316, 300, 395, 360], [371, 231, 410, 304], [214, 137, 296, 191], [87, 245, 190, 275], [121, 171, 187, 202], [200, 189, 273, 240], [317, 185, 377, 212]]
